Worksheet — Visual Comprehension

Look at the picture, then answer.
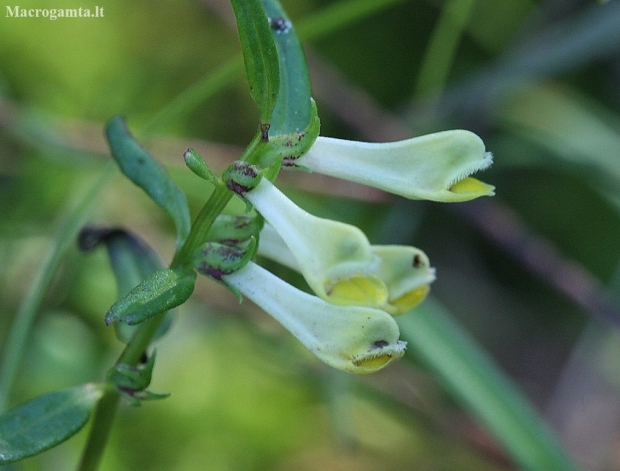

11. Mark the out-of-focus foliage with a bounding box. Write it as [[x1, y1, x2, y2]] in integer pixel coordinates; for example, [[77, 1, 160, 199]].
[[1, 0, 620, 469]]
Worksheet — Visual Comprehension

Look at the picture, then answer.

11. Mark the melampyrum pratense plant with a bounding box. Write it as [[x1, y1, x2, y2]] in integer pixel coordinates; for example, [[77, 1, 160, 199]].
[[0, 1, 500, 469]]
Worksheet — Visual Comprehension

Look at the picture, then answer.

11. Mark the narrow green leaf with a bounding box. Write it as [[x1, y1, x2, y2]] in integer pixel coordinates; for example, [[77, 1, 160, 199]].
[[105, 268, 196, 326], [262, 0, 313, 135], [398, 298, 580, 471], [131, 0, 409, 137], [230, 0, 279, 128], [0, 384, 105, 464], [498, 83, 620, 189], [105, 116, 191, 249], [79, 227, 175, 343]]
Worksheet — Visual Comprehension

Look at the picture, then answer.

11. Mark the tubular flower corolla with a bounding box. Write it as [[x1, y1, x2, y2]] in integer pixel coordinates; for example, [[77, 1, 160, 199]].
[[223, 261, 406, 373], [257, 224, 435, 315], [226, 169, 388, 308], [285, 130, 494, 202]]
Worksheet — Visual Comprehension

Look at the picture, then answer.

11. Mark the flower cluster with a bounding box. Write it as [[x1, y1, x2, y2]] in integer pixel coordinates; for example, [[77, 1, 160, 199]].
[[197, 130, 493, 374]]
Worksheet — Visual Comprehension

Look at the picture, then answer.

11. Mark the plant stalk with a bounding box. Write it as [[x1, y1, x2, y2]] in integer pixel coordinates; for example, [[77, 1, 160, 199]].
[[76, 309, 168, 471], [77, 129, 266, 470]]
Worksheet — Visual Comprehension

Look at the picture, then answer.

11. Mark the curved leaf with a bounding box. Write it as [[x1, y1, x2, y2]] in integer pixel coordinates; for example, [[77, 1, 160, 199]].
[[105, 268, 196, 326], [0, 384, 105, 464], [262, 0, 313, 135], [230, 0, 279, 128], [105, 116, 191, 249], [79, 227, 175, 343]]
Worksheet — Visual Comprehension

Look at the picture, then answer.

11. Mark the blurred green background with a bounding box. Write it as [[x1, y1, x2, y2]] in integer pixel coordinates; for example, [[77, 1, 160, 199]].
[[2, 0, 620, 469]]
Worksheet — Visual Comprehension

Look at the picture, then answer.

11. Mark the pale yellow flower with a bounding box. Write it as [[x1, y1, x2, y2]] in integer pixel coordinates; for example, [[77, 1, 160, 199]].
[[286, 130, 494, 202], [241, 177, 388, 307], [258, 224, 435, 315], [224, 261, 406, 373]]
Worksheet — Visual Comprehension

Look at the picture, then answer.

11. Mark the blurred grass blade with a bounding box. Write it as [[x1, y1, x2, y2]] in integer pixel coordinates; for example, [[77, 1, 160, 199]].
[[0, 163, 115, 413], [105, 116, 191, 249], [498, 83, 620, 188], [414, 0, 475, 99], [296, 0, 407, 42], [0, 384, 105, 464], [230, 0, 279, 129], [140, 58, 244, 137], [430, 1, 620, 116], [398, 297, 579, 471], [262, 0, 312, 135]]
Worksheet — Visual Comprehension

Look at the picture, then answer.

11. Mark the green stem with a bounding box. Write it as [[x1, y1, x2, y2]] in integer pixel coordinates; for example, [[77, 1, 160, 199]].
[[172, 132, 263, 268], [171, 183, 233, 268], [77, 130, 263, 470], [76, 310, 168, 471], [75, 388, 121, 471]]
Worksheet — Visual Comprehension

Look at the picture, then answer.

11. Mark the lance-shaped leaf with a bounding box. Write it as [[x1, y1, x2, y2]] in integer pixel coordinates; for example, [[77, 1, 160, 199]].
[[0, 383, 105, 464], [105, 268, 196, 326], [105, 116, 191, 248], [288, 130, 495, 202], [262, 0, 313, 135], [79, 227, 175, 343], [230, 0, 279, 130], [223, 262, 406, 374]]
